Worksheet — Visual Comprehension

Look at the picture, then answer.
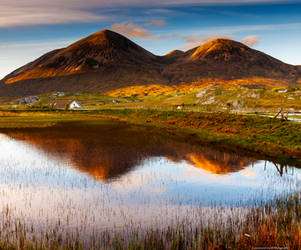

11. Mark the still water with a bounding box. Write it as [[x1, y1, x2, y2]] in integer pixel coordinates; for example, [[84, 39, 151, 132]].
[[0, 121, 300, 234]]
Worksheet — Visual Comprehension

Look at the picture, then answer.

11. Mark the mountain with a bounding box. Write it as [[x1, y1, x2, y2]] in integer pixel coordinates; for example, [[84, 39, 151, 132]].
[[0, 30, 300, 97], [162, 39, 300, 83], [164, 50, 185, 63], [0, 30, 166, 97], [4, 29, 160, 83]]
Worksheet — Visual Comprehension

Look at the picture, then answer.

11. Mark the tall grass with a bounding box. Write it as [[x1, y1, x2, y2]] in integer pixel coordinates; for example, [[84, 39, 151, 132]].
[[0, 193, 299, 249]]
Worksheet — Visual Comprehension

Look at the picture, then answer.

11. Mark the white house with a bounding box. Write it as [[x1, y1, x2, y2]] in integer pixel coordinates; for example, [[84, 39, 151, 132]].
[[69, 101, 83, 109], [47, 100, 83, 110], [276, 88, 288, 93]]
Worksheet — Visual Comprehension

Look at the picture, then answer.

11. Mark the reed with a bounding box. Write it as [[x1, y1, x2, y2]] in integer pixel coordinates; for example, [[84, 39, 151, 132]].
[[0, 193, 299, 249]]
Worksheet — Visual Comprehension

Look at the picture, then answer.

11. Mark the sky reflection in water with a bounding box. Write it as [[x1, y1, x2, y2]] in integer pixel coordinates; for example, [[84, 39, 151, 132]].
[[0, 122, 300, 232]]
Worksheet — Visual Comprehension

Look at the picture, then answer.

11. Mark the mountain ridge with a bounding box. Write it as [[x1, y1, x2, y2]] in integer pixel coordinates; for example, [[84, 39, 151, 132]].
[[1, 29, 300, 97]]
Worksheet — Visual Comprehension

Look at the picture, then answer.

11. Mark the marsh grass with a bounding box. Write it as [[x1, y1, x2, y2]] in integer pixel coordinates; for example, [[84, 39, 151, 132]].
[[0, 193, 299, 249]]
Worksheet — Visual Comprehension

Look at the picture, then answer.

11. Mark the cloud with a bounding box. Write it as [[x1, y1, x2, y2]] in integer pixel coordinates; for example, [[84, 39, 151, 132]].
[[0, 6, 106, 27], [109, 22, 165, 39], [144, 20, 168, 27], [0, 40, 72, 50], [182, 34, 235, 50], [241, 35, 259, 47], [147, 9, 175, 13], [0, 1, 292, 28], [213, 23, 301, 34], [0, 44, 8, 49]]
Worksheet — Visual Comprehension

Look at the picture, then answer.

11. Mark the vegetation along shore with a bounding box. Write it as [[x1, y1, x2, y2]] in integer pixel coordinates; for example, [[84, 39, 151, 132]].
[[0, 109, 301, 166]]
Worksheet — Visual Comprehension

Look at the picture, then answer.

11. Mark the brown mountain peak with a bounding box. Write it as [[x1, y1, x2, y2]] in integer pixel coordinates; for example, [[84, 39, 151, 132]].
[[164, 50, 185, 63], [66, 29, 134, 50], [165, 50, 184, 56], [188, 38, 250, 61]]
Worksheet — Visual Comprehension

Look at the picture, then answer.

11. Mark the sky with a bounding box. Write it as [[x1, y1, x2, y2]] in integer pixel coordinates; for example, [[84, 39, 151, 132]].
[[1, 0, 301, 79]]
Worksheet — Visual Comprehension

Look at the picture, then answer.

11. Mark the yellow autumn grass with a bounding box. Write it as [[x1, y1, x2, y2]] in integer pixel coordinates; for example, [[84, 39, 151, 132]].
[[0, 111, 55, 117], [105, 78, 288, 98]]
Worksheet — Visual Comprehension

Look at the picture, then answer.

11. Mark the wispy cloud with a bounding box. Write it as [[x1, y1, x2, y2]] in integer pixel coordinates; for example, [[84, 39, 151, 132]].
[[182, 34, 235, 50], [0, 0, 293, 28], [109, 21, 167, 39], [213, 23, 301, 34], [241, 35, 259, 47], [0, 40, 73, 50], [0, 4, 106, 27], [144, 20, 168, 27]]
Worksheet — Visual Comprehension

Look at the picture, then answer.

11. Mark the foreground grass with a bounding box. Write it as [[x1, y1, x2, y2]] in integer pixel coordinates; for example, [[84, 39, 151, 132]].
[[0, 193, 300, 249], [0, 109, 301, 165]]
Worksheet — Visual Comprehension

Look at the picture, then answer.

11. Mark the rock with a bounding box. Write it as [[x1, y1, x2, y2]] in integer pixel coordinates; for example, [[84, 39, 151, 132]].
[[19, 96, 40, 105], [248, 92, 260, 99], [51, 92, 65, 98], [203, 97, 215, 104], [196, 89, 207, 98]]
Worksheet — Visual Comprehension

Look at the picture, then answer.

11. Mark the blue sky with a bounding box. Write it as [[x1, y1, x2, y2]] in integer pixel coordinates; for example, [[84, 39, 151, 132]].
[[1, 0, 301, 79]]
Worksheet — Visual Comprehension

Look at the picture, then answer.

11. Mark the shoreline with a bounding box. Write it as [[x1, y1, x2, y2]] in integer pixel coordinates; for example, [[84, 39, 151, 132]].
[[0, 109, 301, 166]]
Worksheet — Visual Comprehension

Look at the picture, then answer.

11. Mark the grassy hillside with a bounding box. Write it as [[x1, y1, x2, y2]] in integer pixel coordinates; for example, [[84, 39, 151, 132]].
[[2, 81, 301, 113]]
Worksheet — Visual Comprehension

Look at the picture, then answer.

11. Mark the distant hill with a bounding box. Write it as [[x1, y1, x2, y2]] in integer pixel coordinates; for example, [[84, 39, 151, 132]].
[[0, 30, 300, 97]]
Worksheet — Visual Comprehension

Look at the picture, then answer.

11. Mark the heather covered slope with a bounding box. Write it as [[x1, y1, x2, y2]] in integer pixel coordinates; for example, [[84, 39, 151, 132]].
[[0, 30, 300, 97]]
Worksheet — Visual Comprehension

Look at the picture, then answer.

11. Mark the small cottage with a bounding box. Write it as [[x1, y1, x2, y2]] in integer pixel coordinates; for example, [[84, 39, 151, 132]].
[[48, 100, 83, 110], [69, 101, 82, 109], [276, 88, 288, 93]]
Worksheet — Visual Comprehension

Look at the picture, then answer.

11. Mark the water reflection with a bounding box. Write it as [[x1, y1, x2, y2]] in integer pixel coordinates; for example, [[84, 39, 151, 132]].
[[0, 121, 300, 236], [0, 121, 256, 181]]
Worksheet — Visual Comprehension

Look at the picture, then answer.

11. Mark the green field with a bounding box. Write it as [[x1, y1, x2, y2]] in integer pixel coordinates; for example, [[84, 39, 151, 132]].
[[1, 84, 301, 113]]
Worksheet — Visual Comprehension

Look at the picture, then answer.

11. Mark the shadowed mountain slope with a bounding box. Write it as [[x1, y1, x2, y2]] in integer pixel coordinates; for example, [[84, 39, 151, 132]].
[[0, 30, 300, 97]]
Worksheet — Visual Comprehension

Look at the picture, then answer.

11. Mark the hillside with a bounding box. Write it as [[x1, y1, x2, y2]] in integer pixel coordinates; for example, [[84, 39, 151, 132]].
[[0, 30, 300, 97]]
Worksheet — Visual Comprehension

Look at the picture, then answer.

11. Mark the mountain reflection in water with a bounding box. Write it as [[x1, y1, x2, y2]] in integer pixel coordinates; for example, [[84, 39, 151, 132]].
[[1, 121, 256, 181], [0, 120, 300, 235]]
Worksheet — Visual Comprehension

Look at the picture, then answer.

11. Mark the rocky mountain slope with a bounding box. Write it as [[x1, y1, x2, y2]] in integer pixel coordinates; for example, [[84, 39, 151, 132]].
[[0, 30, 300, 97]]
